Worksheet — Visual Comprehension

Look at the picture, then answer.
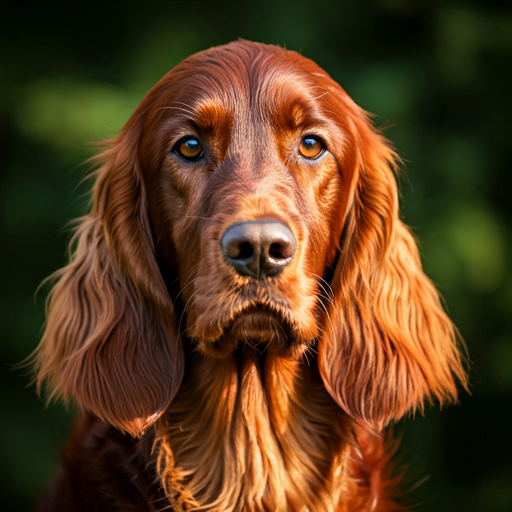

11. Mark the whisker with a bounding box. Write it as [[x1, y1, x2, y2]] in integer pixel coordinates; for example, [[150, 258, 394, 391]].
[[312, 273, 334, 301], [306, 342, 318, 356], [158, 106, 194, 115], [178, 291, 197, 341], [178, 325, 195, 339], [183, 216, 216, 221], [172, 279, 196, 309], [317, 294, 336, 341], [263, 332, 274, 354], [172, 101, 195, 110], [157, 106, 196, 122], [310, 274, 334, 308], [316, 291, 334, 306]]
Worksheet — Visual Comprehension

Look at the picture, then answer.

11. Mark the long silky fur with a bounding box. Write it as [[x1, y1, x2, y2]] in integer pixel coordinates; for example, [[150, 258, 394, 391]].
[[317, 121, 468, 432], [155, 352, 351, 511], [33, 134, 184, 437]]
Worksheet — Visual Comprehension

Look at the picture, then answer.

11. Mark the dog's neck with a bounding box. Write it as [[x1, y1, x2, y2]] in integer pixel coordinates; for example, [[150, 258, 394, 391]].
[[154, 347, 391, 512]]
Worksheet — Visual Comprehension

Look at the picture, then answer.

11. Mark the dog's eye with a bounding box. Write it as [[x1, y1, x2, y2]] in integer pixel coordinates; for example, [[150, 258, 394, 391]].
[[173, 137, 203, 161], [299, 137, 325, 159]]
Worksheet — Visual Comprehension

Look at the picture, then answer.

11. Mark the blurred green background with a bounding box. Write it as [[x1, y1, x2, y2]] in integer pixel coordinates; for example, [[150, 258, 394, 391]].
[[1, 1, 511, 510]]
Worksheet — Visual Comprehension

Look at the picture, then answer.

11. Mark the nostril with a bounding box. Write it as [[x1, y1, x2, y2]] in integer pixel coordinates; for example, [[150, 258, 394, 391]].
[[237, 242, 254, 260], [269, 242, 291, 260], [224, 240, 254, 259]]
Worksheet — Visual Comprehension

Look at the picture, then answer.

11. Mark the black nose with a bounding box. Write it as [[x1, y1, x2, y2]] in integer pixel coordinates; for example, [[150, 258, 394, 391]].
[[220, 220, 297, 280]]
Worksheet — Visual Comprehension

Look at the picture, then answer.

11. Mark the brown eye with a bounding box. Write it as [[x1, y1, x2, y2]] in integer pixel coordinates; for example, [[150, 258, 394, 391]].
[[299, 137, 324, 159], [174, 137, 203, 161]]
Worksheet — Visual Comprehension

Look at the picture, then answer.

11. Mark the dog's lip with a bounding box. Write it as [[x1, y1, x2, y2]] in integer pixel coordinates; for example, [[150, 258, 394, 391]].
[[229, 308, 282, 335], [237, 303, 283, 317], [222, 302, 295, 341], [192, 299, 315, 359], [205, 302, 291, 341], [232, 302, 291, 325]]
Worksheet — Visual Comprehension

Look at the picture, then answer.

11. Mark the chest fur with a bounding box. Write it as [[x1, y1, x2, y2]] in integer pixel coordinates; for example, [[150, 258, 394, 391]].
[[155, 349, 356, 511]]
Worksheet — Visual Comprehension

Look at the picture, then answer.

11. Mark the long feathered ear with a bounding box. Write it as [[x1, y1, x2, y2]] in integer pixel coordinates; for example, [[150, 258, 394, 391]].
[[33, 117, 184, 437], [318, 109, 468, 432]]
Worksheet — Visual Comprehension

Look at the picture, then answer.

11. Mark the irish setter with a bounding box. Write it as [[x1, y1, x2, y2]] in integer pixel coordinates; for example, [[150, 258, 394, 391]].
[[33, 41, 467, 511]]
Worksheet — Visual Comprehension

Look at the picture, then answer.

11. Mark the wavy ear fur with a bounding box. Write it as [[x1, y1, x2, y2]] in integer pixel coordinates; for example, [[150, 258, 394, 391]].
[[34, 120, 184, 437], [319, 110, 467, 432]]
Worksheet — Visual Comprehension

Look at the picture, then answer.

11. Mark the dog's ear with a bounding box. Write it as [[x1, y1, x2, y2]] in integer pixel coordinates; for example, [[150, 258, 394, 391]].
[[34, 113, 184, 437], [318, 106, 468, 432]]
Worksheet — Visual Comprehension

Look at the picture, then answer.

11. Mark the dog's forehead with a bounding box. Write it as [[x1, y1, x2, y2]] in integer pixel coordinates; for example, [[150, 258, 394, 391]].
[[158, 43, 334, 131]]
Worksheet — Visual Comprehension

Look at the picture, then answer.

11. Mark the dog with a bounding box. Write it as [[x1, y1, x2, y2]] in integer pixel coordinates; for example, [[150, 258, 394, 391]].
[[33, 40, 467, 511]]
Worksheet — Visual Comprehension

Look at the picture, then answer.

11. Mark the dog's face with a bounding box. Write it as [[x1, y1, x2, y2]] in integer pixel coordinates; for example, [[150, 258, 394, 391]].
[[36, 41, 466, 437], [142, 50, 348, 358]]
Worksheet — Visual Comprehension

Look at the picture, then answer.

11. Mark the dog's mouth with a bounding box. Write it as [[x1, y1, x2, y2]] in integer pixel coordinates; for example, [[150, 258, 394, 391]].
[[227, 304, 293, 343], [194, 302, 306, 359]]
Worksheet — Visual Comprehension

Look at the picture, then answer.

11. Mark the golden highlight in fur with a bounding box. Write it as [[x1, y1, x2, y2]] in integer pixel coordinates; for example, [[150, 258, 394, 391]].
[[33, 41, 468, 511]]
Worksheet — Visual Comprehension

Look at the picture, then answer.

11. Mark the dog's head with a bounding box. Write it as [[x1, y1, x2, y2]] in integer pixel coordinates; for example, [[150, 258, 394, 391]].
[[35, 41, 467, 436]]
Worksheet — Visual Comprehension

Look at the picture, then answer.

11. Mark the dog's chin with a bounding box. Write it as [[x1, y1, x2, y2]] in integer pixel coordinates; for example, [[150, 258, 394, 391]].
[[195, 307, 308, 359]]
